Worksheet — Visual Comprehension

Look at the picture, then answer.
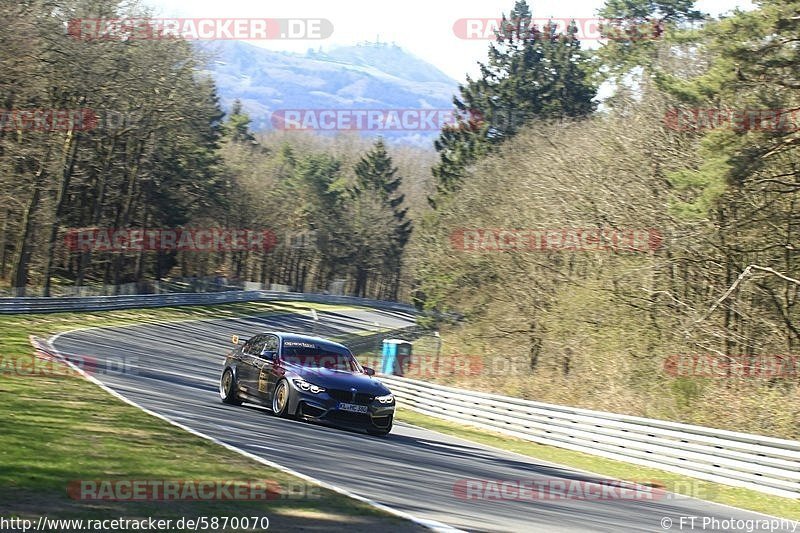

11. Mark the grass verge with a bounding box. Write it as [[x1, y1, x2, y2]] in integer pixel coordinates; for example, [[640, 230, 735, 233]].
[[395, 408, 800, 520]]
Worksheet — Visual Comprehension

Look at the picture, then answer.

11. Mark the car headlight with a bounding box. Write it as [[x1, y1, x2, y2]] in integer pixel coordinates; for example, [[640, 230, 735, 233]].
[[375, 394, 394, 404], [293, 379, 325, 394]]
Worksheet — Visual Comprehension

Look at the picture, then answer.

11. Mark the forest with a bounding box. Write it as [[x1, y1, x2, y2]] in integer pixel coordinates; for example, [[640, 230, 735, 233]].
[[2, 0, 798, 436]]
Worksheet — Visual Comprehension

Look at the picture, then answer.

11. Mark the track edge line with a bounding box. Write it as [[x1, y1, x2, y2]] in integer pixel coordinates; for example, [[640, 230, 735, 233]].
[[44, 330, 463, 533]]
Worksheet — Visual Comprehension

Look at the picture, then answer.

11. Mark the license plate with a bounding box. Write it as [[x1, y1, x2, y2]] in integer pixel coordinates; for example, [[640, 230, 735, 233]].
[[338, 403, 368, 413]]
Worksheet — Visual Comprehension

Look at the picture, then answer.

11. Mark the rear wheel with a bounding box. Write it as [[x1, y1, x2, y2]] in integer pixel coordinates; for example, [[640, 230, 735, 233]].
[[219, 369, 242, 405], [271, 379, 292, 417]]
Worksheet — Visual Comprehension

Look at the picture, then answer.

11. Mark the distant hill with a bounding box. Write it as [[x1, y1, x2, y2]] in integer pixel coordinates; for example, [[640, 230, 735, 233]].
[[198, 41, 460, 146]]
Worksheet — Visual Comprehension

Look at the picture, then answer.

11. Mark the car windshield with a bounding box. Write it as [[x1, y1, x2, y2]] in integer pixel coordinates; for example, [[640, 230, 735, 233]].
[[281, 340, 359, 372]]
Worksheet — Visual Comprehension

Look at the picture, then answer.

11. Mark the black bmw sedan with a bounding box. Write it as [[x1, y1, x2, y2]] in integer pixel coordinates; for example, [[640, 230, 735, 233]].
[[219, 332, 395, 436]]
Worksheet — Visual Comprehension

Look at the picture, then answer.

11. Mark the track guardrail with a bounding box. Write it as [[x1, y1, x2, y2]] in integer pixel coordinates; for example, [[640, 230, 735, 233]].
[[380, 374, 800, 499], [0, 290, 417, 314]]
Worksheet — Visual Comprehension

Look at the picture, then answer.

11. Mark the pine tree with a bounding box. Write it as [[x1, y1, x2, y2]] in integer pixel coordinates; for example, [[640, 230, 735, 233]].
[[225, 99, 257, 144], [431, 0, 597, 202], [353, 139, 412, 298], [597, 0, 704, 78], [355, 139, 411, 238], [652, 0, 800, 217]]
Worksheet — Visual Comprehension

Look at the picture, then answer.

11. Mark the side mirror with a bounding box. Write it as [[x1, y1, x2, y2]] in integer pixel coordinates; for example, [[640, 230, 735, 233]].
[[231, 335, 240, 345], [363, 366, 375, 376]]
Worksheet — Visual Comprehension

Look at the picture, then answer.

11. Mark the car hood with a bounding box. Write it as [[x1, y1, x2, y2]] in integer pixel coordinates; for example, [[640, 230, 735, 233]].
[[289, 366, 391, 395]]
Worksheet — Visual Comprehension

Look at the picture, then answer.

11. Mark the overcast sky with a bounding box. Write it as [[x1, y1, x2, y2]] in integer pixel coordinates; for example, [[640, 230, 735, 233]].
[[149, 0, 752, 82]]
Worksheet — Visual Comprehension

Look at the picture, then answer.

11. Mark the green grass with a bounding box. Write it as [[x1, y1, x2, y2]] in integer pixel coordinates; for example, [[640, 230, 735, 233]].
[[0, 303, 420, 532], [395, 408, 800, 520]]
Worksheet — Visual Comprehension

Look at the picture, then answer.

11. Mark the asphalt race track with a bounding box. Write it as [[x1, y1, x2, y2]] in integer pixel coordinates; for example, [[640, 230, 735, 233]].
[[51, 306, 791, 532]]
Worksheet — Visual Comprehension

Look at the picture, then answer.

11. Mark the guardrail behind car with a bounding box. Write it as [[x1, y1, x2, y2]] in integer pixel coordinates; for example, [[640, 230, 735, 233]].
[[0, 290, 417, 314], [379, 374, 800, 500], [338, 326, 427, 358]]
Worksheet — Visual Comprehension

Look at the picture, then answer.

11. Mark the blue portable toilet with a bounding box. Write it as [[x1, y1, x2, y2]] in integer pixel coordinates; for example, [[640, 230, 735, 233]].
[[381, 339, 413, 375]]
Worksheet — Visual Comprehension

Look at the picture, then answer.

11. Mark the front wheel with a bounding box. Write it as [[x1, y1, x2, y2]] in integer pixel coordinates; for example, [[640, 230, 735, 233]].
[[367, 419, 392, 436], [271, 379, 292, 418], [367, 425, 392, 437], [219, 368, 242, 405]]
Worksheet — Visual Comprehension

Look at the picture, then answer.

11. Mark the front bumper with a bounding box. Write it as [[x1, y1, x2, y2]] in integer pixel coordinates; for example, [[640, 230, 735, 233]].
[[289, 389, 395, 431]]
